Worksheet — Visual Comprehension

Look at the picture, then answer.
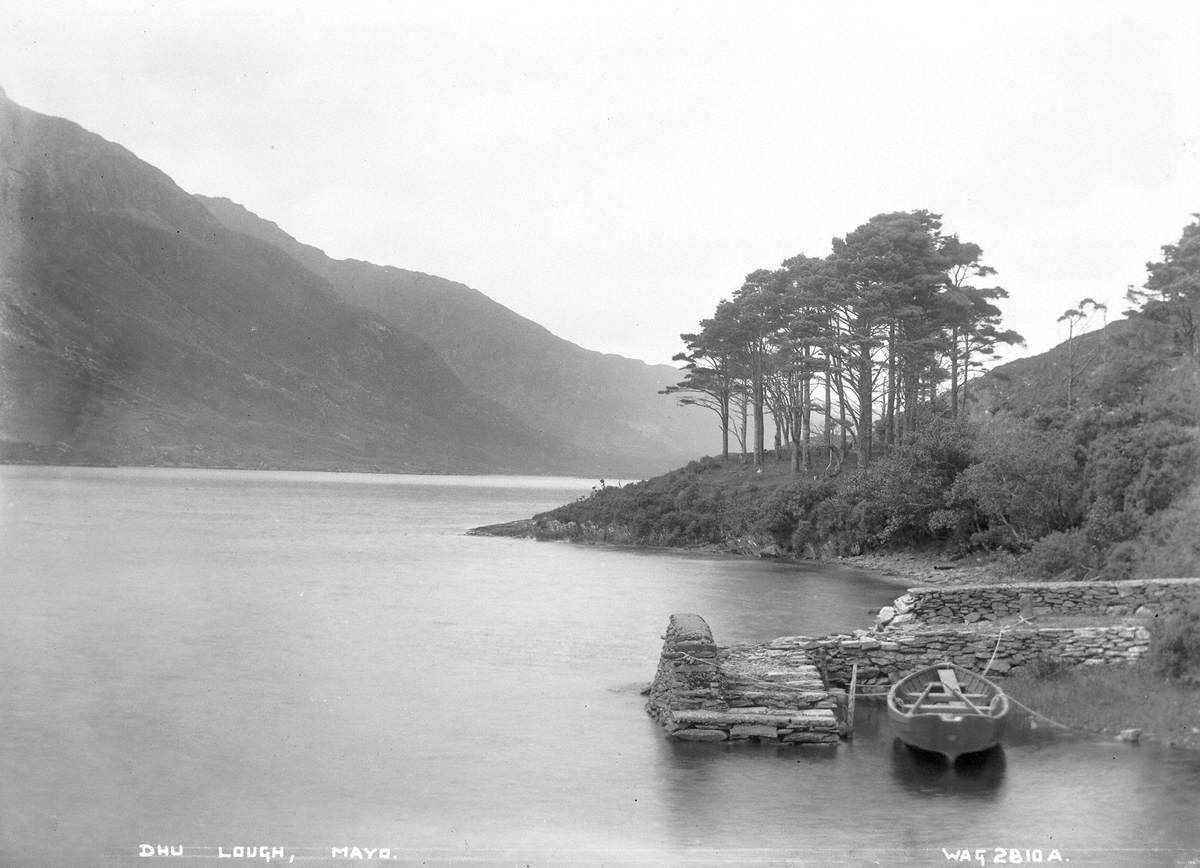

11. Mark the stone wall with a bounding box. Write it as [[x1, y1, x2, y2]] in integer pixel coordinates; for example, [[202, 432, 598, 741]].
[[789, 624, 1151, 688], [646, 614, 840, 744], [646, 613, 725, 726], [879, 578, 1200, 628]]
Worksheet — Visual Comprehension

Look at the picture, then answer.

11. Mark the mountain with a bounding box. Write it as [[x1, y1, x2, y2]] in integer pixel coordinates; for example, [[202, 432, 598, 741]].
[[0, 90, 702, 474], [195, 196, 713, 470]]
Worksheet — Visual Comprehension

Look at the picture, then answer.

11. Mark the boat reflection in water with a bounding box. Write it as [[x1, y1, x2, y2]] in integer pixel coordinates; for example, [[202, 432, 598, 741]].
[[889, 737, 1007, 799]]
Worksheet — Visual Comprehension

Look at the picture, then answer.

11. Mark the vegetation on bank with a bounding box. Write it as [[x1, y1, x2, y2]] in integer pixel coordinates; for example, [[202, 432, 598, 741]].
[[1005, 664, 1200, 751], [1000, 600, 1200, 749], [538, 215, 1200, 584], [1008, 600, 1195, 749]]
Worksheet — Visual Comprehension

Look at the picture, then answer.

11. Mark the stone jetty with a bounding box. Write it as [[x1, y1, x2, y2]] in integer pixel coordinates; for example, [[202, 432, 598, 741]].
[[646, 578, 1200, 744], [645, 614, 840, 745]]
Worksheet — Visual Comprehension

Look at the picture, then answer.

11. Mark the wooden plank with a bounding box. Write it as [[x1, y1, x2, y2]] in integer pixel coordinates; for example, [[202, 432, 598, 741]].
[[938, 668, 985, 715], [906, 682, 938, 713], [847, 662, 858, 737], [937, 669, 962, 693]]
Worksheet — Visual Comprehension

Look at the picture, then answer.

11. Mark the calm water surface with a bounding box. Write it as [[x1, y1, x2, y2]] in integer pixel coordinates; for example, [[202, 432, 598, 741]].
[[1, 466, 1198, 867]]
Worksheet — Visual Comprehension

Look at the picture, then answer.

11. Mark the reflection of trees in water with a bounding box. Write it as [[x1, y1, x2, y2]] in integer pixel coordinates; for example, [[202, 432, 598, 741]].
[[889, 739, 1007, 799]]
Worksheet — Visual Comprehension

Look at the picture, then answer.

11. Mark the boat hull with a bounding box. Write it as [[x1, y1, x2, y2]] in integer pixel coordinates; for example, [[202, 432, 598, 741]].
[[887, 704, 1007, 761]]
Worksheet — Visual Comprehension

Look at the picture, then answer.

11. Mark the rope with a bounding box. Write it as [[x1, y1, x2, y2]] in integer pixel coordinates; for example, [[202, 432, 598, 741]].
[[1003, 694, 1075, 730], [980, 614, 1031, 677]]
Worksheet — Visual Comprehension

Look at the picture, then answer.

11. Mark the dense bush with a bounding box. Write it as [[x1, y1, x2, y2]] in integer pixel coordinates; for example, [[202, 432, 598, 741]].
[[1021, 528, 1100, 580], [1147, 598, 1200, 681], [812, 417, 976, 553], [946, 414, 1082, 549], [754, 477, 838, 549], [1083, 421, 1200, 519], [1126, 481, 1200, 579]]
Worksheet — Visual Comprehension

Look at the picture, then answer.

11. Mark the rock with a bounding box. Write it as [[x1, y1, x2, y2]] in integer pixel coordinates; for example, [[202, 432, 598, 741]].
[[875, 606, 897, 626], [1118, 728, 1142, 743], [963, 612, 982, 623], [730, 723, 780, 740], [783, 732, 837, 744], [672, 728, 728, 742]]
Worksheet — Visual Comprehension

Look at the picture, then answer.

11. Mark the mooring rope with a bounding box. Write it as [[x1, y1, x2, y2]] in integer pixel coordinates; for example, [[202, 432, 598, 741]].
[[980, 615, 1032, 677], [1003, 694, 1076, 730]]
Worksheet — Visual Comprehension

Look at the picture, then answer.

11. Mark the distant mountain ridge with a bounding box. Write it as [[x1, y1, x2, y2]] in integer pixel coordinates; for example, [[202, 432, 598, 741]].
[[195, 195, 712, 468], [0, 91, 707, 475]]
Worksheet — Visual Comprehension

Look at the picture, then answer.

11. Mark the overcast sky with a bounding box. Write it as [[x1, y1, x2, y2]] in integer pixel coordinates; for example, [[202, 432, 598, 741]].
[[3, 1, 1198, 366]]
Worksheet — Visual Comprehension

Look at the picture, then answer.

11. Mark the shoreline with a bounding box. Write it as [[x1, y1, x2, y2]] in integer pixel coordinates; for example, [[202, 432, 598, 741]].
[[471, 519, 1010, 589], [829, 550, 1012, 588], [486, 528, 1200, 753]]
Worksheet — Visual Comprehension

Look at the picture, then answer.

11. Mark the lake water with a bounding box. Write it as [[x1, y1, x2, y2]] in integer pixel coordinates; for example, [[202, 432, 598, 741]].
[[2, 466, 1198, 867]]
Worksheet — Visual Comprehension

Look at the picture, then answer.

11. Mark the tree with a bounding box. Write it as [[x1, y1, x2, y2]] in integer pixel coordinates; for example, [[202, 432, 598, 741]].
[[662, 301, 743, 460], [827, 210, 949, 464], [668, 209, 1019, 475], [729, 269, 783, 467], [1057, 297, 1107, 410], [777, 253, 831, 473], [935, 236, 1023, 416], [1128, 215, 1200, 360]]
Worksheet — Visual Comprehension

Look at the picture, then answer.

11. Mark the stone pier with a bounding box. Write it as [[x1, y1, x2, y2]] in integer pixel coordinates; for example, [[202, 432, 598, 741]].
[[645, 613, 840, 745]]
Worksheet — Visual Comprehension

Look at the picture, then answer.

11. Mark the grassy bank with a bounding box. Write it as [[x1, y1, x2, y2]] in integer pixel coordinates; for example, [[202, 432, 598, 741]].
[[1003, 663, 1200, 751]]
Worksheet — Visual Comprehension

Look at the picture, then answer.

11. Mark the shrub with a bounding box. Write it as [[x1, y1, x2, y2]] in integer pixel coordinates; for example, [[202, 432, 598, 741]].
[[1020, 528, 1099, 580], [946, 413, 1083, 549], [1147, 599, 1200, 681], [1084, 420, 1200, 518], [752, 477, 837, 549], [1127, 481, 1200, 579], [1027, 654, 1070, 681], [816, 417, 977, 552]]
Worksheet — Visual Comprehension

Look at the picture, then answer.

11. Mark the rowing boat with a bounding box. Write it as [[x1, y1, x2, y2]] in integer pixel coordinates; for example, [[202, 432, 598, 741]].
[[886, 662, 1009, 761]]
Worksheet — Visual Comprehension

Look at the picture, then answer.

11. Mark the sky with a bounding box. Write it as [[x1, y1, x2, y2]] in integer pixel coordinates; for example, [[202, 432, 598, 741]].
[[2, 1, 1198, 367]]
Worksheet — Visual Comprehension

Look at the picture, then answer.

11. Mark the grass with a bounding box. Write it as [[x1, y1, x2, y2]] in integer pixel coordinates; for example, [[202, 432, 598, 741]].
[[1003, 663, 1200, 749]]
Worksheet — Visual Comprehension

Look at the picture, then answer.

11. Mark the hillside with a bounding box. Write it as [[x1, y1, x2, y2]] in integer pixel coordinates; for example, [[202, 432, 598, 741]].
[[0, 92, 590, 473], [477, 304, 1200, 583], [0, 92, 706, 475], [965, 317, 1152, 419], [196, 196, 712, 471]]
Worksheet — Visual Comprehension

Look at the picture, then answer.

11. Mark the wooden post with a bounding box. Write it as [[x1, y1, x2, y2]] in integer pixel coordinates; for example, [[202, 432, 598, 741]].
[[847, 663, 858, 737]]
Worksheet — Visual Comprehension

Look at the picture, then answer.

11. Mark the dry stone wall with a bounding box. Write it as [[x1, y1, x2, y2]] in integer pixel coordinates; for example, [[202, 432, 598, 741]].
[[794, 625, 1150, 688], [880, 578, 1200, 628]]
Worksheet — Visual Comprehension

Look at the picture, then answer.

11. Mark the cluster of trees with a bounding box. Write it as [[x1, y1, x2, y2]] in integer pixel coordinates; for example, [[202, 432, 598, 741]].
[[552, 215, 1200, 583], [664, 210, 1022, 472]]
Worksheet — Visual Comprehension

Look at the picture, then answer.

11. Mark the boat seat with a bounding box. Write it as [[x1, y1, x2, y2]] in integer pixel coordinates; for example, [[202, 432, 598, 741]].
[[937, 669, 962, 693], [910, 691, 988, 701]]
